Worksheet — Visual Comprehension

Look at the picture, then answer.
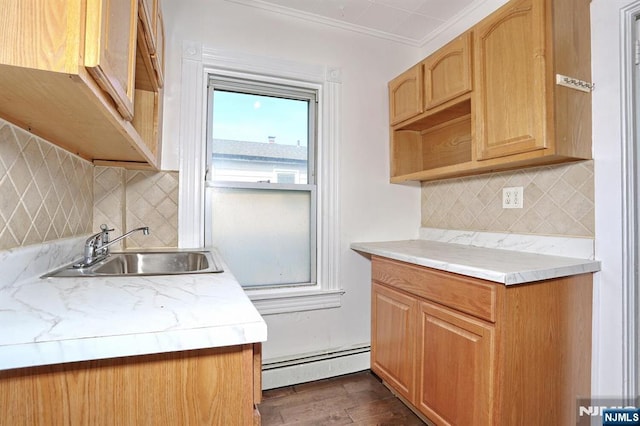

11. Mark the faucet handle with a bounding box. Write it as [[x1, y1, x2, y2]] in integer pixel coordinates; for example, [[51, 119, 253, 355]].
[[99, 224, 115, 232]]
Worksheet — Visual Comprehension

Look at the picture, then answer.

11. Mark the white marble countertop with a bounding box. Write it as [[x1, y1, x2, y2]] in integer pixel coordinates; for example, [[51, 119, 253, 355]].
[[0, 245, 267, 371], [351, 238, 601, 285]]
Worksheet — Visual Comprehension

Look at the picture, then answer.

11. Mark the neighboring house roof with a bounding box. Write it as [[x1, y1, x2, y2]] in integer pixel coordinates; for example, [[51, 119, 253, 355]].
[[212, 139, 307, 163]]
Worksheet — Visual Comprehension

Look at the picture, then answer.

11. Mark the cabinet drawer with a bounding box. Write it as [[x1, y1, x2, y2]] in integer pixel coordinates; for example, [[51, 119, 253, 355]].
[[372, 256, 496, 322]]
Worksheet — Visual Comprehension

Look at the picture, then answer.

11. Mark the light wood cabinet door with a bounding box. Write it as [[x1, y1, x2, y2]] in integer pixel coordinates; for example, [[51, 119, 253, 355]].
[[136, 0, 164, 89], [85, 0, 138, 121], [139, 0, 157, 53], [152, 9, 165, 87], [416, 300, 494, 426], [389, 64, 422, 125], [371, 282, 417, 402], [474, 0, 546, 160], [422, 32, 472, 110]]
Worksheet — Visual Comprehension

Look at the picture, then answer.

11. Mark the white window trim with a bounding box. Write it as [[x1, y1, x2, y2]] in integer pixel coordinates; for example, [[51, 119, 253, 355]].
[[178, 41, 343, 315]]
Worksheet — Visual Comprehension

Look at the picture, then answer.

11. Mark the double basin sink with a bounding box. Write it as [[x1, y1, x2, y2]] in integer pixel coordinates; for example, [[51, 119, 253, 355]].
[[43, 250, 224, 278]]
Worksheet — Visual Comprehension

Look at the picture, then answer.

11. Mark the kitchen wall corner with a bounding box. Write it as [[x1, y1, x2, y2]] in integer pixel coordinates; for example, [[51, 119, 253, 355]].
[[93, 167, 179, 249], [0, 119, 93, 251], [421, 160, 594, 238]]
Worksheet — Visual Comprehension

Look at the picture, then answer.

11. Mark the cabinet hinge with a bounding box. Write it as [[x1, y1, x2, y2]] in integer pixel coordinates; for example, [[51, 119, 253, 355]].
[[635, 39, 640, 65]]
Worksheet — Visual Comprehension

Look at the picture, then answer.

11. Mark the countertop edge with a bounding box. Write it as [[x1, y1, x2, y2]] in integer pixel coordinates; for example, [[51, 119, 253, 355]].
[[351, 241, 601, 285], [0, 320, 267, 371]]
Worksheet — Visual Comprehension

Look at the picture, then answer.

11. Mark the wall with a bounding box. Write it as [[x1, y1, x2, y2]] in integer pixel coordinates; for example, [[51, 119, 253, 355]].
[[160, 0, 421, 367], [421, 161, 594, 237], [418, 0, 509, 57], [590, 0, 633, 401], [0, 118, 93, 251], [93, 167, 179, 249]]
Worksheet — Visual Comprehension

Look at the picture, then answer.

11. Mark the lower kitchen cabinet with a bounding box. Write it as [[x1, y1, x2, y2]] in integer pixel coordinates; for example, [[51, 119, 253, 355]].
[[0, 343, 262, 426], [370, 256, 592, 426], [371, 282, 417, 402], [416, 300, 494, 425]]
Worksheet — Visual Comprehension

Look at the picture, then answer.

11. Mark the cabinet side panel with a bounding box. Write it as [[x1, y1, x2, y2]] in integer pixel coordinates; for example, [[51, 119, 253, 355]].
[[391, 129, 424, 177], [550, 0, 592, 158], [0, 346, 254, 426], [498, 274, 592, 425]]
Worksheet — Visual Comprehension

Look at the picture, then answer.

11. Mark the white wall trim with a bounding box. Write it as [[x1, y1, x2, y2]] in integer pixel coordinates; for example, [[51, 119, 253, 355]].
[[250, 288, 345, 316], [202, 48, 327, 83], [620, 2, 640, 400], [178, 43, 343, 313], [178, 41, 206, 248]]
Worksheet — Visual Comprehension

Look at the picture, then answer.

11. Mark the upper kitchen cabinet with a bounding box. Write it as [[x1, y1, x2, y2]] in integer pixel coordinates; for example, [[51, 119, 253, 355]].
[[388, 32, 472, 127], [0, 0, 164, 169], [389, 64, 422, 125], [137, 0, 165, 90], [389, 0, 592, 183], [474, 0, 591, 163], [85, 0, 137, 122], [422, 32, 472, 110]]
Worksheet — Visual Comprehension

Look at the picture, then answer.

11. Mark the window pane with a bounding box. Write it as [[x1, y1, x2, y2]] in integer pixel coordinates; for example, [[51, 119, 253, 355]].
[[210, 187, 311, 287], [211, 90, 309, 184]]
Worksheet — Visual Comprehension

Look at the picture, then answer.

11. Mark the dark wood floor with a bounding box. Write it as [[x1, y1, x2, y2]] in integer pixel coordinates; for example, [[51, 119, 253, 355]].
[[258, 370, 426, 425]]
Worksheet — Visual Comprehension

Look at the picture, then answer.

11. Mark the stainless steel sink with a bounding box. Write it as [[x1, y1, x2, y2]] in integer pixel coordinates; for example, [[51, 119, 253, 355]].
[[42, 250, 223, 278]]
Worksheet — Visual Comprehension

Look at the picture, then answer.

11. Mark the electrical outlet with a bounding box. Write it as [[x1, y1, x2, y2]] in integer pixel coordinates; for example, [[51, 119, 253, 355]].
[[502, 187, 524, 209]]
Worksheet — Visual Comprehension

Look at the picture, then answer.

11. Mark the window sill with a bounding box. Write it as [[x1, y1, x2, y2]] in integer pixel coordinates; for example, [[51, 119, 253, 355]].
[[246, 286, 345, 315]]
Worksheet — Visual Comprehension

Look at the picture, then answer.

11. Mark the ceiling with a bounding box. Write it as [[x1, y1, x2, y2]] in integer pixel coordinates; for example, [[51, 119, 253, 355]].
[[228, 0, 479, 46]]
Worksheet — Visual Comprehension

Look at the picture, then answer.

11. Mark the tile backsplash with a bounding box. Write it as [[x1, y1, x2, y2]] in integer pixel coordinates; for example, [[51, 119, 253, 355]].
[[93, 167, 126, 249], [421, 161, 594, 237], [93, 167, 178, 249], [0, 119, 93, 250], [0, 116, 178, 253]]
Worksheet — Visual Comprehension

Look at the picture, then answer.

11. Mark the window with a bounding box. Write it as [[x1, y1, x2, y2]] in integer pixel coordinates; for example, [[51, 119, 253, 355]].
[[178, 45, 343, 313], [205, 76, 317, 288]]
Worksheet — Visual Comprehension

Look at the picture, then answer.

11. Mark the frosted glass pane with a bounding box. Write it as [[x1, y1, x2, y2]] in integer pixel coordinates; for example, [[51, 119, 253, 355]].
[[210, 187, 311, 287]]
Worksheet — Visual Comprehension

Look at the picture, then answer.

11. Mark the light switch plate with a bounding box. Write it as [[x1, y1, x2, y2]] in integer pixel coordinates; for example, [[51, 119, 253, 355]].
[[503, 187, 524, 209]]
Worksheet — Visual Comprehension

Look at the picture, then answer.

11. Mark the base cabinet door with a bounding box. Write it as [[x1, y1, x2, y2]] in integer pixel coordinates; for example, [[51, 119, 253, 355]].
[[371, 282, 417, 402], [416, 301, 495, 426]]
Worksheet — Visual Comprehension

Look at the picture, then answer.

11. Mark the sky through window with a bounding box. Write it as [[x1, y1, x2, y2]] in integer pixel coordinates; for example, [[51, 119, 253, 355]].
[[212, 90, 309, 146]]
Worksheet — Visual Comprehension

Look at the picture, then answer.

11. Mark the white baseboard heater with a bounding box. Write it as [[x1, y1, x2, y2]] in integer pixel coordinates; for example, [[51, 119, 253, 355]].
[[261, 345, 371, 390]]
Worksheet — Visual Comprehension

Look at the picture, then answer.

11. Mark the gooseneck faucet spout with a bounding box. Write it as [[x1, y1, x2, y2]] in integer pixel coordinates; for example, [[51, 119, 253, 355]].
[[77, 225, 150, 268], [101, 227, 150, 251]]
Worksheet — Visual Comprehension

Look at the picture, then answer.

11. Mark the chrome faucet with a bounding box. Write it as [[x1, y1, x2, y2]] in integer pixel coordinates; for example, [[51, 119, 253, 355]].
[[76, 225, 150, 267]]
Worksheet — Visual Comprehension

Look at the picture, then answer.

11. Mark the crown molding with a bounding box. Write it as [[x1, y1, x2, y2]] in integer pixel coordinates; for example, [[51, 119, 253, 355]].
[[225, 0, 423, 47]]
